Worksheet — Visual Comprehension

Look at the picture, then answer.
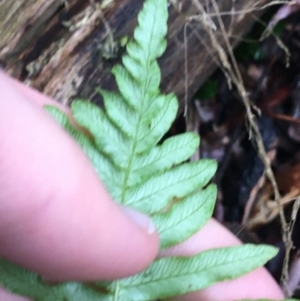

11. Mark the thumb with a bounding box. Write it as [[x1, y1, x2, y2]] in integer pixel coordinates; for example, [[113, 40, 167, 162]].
[[0, 72, 159, 281]]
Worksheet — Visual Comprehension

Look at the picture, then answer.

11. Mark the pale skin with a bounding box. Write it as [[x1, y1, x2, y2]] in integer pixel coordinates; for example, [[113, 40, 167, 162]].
[[0, 72, 284, 301]]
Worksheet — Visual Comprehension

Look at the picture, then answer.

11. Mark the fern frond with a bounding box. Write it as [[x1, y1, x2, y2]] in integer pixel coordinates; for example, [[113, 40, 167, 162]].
[[153, 184, 217, 249], [124, 160, 217, 213], [0, 258, 112, 301], [44, 106, 123, 199], [0, 259, 62, 300], [130, 133, 200, 185], [103, 245, 278, 301], [67, 0, 216, 217]]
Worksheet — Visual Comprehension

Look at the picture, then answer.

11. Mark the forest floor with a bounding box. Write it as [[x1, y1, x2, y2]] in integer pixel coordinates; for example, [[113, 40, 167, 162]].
[[172, 2, 300, 298]]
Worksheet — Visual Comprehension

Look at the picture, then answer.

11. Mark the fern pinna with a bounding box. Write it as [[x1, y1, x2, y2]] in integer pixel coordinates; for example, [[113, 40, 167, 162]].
[[0, 0, 283, 300]]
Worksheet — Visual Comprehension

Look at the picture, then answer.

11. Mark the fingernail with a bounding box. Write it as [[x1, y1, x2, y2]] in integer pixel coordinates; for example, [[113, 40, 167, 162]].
[[120, 206, 156, 235]]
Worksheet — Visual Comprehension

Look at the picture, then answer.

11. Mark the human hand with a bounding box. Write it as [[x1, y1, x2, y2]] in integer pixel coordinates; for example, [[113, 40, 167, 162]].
[[0, 72, 284, 301]]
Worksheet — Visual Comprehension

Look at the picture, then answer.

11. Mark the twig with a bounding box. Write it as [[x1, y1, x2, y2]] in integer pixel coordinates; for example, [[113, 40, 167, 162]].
[[281, 196, 300, 296], [205, 0, 296, 17]]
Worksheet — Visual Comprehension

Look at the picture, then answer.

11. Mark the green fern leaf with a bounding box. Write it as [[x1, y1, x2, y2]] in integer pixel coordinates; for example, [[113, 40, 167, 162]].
[[129, 133, 200, 185], [102, 244, 278, 301], [124, 160, 217, 213], [44, 106, 123, 199], [0, 258, 64, 301], [71, 101, 130, 168], [0, 258, 112, 301], [60, 283, 112, 301], [98, 89, 137, 137], [153, 184, 217, 249]]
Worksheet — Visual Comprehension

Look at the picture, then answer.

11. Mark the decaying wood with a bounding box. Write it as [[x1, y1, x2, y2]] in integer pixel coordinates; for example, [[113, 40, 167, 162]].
[[0, 0, 270, 110]]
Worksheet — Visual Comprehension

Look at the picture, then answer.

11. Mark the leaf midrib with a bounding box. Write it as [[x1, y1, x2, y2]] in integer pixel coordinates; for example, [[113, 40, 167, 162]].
[[115, 5, 160, 301], [120, 247, 274, 289], [120, 4, 159, 205]]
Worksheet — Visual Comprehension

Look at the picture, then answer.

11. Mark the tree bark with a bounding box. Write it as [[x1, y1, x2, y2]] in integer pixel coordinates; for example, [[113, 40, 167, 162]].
[[0, 0, 269, 110]]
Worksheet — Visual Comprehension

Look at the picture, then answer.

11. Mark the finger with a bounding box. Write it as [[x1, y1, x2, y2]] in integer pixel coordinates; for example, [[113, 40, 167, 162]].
[[0, 72, 159, 282], [162, 219, 284, 301]]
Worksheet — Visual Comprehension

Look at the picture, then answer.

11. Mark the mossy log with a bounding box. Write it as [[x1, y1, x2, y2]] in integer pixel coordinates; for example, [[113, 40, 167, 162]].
[[0, 0, 269, 110]]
